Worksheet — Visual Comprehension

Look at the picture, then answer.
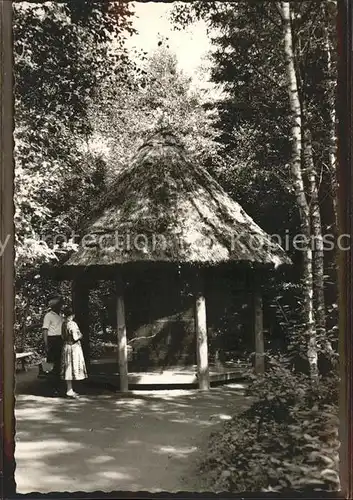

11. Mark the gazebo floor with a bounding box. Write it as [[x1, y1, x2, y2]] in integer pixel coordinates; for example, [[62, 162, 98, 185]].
[[88, 359, 249, 389]]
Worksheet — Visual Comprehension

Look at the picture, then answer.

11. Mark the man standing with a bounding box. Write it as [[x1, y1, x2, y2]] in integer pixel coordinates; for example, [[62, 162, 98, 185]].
[[42, 296, 64, 394]]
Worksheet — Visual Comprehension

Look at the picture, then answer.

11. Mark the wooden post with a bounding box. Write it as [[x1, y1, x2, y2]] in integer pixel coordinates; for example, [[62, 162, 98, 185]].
[[72, 280, 90, 372], [254, 291, 265, 375], [195, 270, 210, 390], [116, 273, 128, 392]]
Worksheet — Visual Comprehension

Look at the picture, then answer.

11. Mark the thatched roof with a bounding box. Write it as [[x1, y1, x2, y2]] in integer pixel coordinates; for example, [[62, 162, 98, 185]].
[[63, 129, 290, 269]]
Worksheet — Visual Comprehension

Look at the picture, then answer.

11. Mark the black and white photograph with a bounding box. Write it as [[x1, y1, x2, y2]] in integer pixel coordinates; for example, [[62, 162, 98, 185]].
[[11, 0, 342, 495]]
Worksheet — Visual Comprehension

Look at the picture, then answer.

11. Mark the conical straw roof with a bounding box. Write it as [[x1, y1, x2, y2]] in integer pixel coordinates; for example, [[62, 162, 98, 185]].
[[64, 129, 290, 269]]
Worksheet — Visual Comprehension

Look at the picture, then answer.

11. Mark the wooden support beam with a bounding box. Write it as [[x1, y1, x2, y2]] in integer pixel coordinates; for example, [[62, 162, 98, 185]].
[[195, 271, 210, 391], [72, 280, 90, 372], [254, 291, 265, 375], [116, 273, 128, 392]]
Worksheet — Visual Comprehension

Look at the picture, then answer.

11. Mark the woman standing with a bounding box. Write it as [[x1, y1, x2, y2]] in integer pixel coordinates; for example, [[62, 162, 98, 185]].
[[61, 307, 87, 398]]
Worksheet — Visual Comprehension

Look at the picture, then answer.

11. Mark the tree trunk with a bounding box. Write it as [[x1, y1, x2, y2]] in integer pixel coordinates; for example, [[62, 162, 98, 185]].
[[323, 0, 339, 232], [321, 0, 339, 370], [304, 129, 336, 365], [279, 1, 318, 380], [304, 130, 326, 336]]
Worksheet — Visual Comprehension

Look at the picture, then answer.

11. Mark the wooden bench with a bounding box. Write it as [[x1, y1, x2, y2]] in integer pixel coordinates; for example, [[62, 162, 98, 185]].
[[16, 351, 34, 372]]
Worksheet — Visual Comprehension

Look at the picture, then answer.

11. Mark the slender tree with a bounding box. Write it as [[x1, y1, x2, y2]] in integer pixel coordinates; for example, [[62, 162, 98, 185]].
[[323, 0, 338, 231], [278, 1, 317, 380], [304, 129, 326, 338]]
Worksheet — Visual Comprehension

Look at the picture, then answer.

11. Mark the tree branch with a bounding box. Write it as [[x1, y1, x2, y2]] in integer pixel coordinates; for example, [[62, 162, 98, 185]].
[[249, 61, 287, 92], [258, 5, 283, 31], [275, 2, 284, 22]]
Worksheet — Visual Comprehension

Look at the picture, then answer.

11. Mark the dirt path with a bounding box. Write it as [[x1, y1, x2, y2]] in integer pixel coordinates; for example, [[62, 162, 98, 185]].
[[15, 369, 250, 493]]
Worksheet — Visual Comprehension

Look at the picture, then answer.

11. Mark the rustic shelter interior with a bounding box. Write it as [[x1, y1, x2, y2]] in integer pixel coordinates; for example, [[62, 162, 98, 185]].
[[43, 130, 290, 391]]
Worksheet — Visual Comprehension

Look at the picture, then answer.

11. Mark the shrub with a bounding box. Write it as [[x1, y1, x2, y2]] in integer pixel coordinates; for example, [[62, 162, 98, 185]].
[[200, 354, 340, 493]]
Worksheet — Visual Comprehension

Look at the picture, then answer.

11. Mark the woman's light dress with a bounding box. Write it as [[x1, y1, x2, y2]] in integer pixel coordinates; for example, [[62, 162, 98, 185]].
[[61, 319, 87, 381]]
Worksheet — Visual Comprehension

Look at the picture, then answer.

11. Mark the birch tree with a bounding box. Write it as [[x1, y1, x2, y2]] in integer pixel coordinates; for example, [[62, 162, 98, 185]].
[[322, 0, 338, 232], [278, 1, 318, 380], [304, 130, 326, 338]]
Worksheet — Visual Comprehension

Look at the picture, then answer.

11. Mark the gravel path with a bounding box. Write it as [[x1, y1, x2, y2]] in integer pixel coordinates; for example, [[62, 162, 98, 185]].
[[15, 369, 250, 494]]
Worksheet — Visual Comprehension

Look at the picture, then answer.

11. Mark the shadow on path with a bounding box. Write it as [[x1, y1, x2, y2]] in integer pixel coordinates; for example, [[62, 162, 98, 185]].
[[15, 368, 251, 494]]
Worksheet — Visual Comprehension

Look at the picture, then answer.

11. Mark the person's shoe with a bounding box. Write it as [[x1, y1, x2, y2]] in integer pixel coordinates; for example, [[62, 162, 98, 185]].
[[66, 390, 79, 399]]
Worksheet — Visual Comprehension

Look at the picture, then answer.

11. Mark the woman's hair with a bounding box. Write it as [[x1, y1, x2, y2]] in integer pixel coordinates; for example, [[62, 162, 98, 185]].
[[62, 306, 74, 317], [61, 307, 74, 341]]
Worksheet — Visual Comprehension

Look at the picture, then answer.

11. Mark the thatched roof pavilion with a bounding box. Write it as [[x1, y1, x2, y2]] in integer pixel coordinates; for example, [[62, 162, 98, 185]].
[[44, 129, 290, 391]]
